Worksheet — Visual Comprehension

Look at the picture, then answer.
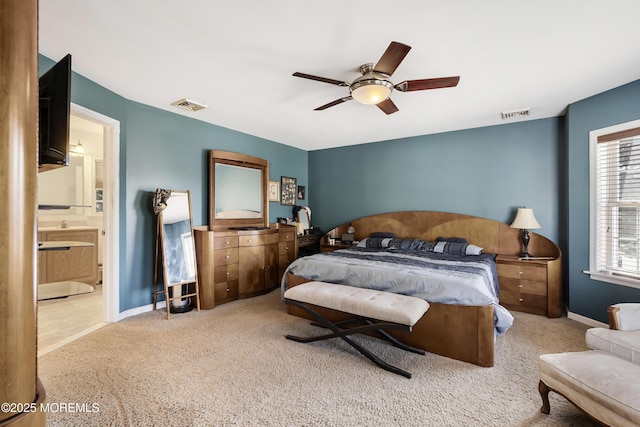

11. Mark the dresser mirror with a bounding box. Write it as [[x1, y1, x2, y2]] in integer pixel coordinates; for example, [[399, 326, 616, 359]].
[[209, 150, 269, 230]]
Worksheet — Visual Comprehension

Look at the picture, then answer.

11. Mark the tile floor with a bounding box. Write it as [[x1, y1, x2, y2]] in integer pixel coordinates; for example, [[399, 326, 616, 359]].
[[37, 284, 105, 356]]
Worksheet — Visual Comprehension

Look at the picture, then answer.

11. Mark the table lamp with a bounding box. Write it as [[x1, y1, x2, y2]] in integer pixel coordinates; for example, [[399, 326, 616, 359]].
[[510, 207, 541, 258]]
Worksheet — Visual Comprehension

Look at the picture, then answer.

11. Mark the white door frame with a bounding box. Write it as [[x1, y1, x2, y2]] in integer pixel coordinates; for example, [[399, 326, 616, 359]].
[[71, 103, 120, 322]]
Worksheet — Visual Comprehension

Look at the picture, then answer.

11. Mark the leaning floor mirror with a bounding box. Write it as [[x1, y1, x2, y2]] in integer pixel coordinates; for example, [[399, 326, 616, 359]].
[[153, 189, 201, 319]]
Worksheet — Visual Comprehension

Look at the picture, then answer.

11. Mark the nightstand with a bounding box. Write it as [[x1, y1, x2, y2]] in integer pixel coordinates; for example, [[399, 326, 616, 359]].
[[297, 234, 321, 257], [495, 255, 562, 318]]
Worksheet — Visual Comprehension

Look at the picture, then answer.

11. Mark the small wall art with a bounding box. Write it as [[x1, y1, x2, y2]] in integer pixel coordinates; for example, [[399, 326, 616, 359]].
[[268, 180, 280, 202], [281, 176, 296, 206], [297, 185, 305, 200]]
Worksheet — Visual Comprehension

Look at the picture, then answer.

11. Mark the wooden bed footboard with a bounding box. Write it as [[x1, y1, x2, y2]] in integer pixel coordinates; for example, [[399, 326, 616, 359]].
[[285, 273, 495, 367]]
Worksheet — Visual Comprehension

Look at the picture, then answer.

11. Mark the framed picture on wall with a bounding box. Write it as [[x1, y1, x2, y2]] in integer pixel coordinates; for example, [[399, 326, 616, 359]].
[[281, 176, 296, 206], [297, 185, 305, 200], [268, 180, 280, 202]]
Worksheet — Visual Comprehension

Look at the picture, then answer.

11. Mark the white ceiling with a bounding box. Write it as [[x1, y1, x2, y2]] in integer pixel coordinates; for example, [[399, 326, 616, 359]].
[[39, 1, 640, 151]]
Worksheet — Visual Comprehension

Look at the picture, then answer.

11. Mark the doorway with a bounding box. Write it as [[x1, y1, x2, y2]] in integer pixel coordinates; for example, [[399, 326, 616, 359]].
[[37, 104, 120, 354]]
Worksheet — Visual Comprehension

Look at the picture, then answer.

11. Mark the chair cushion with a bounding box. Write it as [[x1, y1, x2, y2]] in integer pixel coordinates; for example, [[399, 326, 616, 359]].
[[284, 281, 429, 327], [586, 328, 640, 365], [539, 350, 640, 426]]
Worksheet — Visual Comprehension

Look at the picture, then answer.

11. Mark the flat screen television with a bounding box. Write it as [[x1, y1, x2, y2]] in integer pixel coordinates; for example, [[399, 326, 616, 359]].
[[38, 54, 71, 172]]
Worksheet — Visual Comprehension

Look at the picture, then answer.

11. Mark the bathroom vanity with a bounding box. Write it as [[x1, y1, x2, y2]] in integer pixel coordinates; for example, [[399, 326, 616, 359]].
[[37, 227, 99, 286]]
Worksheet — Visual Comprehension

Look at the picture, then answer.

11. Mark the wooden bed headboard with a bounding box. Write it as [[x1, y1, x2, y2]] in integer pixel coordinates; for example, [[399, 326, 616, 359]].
[[324, 211, 560, 258]]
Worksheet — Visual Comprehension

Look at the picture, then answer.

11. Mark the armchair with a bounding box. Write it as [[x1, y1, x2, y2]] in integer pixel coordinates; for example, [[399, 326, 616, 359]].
[[587, 303, 640, 364], [538, 303, 640, 426], [608, 303, 640, 331]]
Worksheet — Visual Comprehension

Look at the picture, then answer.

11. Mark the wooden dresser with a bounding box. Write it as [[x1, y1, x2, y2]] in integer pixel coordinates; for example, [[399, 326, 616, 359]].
[[194, 224, 297, 309], [496, 255, 562, 318], [37, 227, 99, 286]]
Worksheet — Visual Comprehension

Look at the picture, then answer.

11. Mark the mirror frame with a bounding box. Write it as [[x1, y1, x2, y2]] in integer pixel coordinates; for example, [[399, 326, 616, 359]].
[[159, 190, 198, 287], [208, 150, 269, 230]]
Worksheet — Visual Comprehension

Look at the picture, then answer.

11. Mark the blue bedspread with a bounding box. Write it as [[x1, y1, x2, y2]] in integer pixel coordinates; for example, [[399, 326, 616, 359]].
[[282, 247, 514, 336]]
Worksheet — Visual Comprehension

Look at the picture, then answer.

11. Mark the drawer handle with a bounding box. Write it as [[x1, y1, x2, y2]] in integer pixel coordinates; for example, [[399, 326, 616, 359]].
[[226, 288, 230, 292], [225, 255, 230, 259], [518, 284, 523, 288], [518, 298, 524, 302], [518, 271, 523, 275], [248, 239, 252, 243], [226, 272, 230, 275]]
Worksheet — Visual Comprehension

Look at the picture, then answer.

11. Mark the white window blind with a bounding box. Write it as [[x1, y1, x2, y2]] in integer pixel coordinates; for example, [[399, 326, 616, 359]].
[[595, 126, 640, 281]]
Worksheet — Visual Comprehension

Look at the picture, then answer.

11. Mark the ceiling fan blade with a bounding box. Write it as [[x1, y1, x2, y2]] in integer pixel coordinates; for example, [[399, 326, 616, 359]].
[[373, 42, 411, 76], [376, 98, 399, 115], [293, 72, 349, 87], [395, 76, 460, 92], [314, 96, 352, 111]]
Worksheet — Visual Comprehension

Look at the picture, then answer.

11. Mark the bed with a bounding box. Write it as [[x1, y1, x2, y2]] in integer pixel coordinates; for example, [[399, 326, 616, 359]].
[[282, 211, 562, 367]]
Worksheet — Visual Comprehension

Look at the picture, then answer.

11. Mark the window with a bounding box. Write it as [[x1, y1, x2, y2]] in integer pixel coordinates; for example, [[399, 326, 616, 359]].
[[589, 119, 640, 289]]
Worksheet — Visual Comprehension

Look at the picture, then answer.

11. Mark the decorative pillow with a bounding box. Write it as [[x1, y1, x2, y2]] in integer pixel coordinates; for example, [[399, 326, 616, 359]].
[[371, 232, 396, 239], [433, 241, 483, 256], [388, 238, 434, 251], [436, 236, 469, 244], [357, 237, 394, 249]]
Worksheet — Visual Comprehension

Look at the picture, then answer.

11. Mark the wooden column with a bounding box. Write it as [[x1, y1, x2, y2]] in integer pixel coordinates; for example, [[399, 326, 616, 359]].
[[0, 0, 45, 425]]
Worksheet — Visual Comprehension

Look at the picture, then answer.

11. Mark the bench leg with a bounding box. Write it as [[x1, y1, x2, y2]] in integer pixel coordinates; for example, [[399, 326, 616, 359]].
[[539, 380, 551, 414], [312, 318, 425, 355], [285, 299, 418, 378]]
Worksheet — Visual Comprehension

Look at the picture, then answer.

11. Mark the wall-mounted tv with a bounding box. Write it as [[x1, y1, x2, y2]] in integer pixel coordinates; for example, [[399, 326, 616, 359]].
[[38, 54, 71, 173]]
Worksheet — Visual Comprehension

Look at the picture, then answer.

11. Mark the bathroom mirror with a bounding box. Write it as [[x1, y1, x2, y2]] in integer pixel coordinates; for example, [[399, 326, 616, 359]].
[[157, 190, 200, 316], [37, 153, 92, 216], [209, 150, 269, 230]]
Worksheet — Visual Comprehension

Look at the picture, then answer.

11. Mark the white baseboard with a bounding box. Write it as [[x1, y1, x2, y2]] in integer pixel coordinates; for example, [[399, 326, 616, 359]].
[[567, 310, 608, 328], [115, 301, 166, 322]]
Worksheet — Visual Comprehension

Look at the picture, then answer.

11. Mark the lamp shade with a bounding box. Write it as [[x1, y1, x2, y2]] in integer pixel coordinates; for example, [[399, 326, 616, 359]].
[[350, 72, 393, 105], [510, 208, 541, 229]]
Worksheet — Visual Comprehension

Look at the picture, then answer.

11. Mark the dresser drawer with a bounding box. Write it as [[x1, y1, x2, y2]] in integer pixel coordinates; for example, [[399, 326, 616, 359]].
[[214, 236, 238, 249], [500, 290, 548, 311], [214, 279, 239, 303], [279, 231, 295, 243], [500, 277, 547, 296], [239, 233, 279, 247], [213, 248, 238, 265], [279, 254, 294, 271], [497, 263, 546, 281], [278, 240, 296, 258], [214, 263, 239, 283]]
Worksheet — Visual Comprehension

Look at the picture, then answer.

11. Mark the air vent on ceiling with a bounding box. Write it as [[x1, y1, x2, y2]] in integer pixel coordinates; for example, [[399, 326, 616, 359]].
[[171, 98, 207, 112], [501, 108, 531, 120]]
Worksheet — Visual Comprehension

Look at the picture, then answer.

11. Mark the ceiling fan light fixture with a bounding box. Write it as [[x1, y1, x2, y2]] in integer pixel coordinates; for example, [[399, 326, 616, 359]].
[[350, 78, 393, 105]]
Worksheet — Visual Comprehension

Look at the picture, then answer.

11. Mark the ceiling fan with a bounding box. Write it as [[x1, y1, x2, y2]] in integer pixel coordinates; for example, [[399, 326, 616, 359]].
[[293, 41, 460, 115]]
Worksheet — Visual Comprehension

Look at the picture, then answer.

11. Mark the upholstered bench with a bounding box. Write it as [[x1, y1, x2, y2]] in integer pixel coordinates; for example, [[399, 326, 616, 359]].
[[538, 350, 640, 426], [283, 281, 430, 378]]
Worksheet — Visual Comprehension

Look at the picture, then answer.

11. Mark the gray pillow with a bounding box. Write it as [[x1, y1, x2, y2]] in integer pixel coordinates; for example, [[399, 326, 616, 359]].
[[436, 236, 468, 244], [371, 232, 396, 238], [433, 241, 483, 256]]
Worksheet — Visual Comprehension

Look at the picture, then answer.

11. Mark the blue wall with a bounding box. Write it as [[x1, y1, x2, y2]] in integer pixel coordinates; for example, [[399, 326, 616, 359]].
[[309, 118, 563, 245], [39, 55, 307, 312], [565, 80, 640, 321], [40, 53, 640, 323]]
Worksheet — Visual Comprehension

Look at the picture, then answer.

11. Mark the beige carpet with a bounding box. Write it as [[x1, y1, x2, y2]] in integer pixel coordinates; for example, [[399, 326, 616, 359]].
[[38, 289, 599, 426]]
